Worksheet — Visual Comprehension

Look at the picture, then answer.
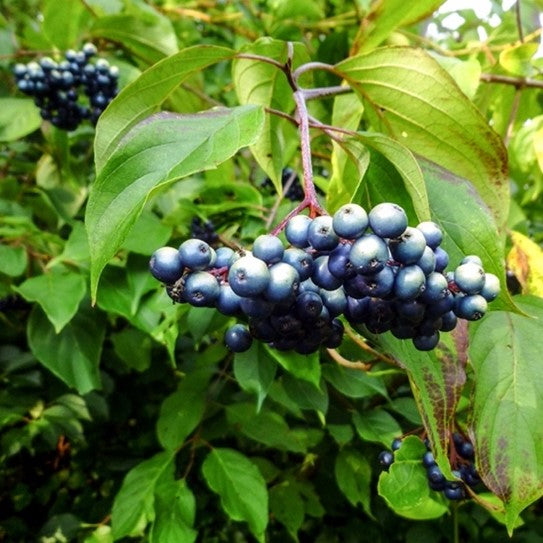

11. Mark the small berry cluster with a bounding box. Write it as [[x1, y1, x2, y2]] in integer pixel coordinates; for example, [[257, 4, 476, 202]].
[[149, 202, 499, 354], [190, 217, 219, 245], [13, 43, 119, 130], [261, 168, 304, 201], [379, 434, 482, 501]]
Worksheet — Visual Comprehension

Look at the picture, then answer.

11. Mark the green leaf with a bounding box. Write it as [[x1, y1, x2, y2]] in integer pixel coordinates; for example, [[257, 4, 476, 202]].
[[86, 105, 264, 301], [469, 296, 543, 533], [95, 45, 235, 171], [0, 244, 27, 277], [111, 328, 152, 372], [322, 363, 388, 399], [499, 43, 539, 77], [150, 479, 197, 543], [375, 330, 465, 478], [430, 54, 481, 99], [352, 0, 446, 53], [269, 482, 305, 541], [327, 93, 369, 213], [334, 448, 372, 517], [202, 448, 268, 540], [355, 132, 430, 222], [421, 158, 517, 313], [42, 0, 88, 50], [378, 436, 448, 520], [282, 375, 328, 418], [156, 369, 211, 451], [0, 98, 42, 142], [352, 408, 402, 448], [233, 342, 277, 411], [14, 266, 87, 333], [226, 403, 307, 454], [90, 5, 178, 64], [336, 47, 509, 229], [27, 304, 104, 394], [121, 211, 172, 255], [111, 451, 174, 540], [264, 344, 320, 387], [233, 38, 307, 192]]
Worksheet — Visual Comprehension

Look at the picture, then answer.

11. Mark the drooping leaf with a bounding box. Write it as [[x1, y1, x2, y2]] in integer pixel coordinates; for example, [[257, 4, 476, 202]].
[[282, 375, 328, 418], [352, 408, 402, 448], [269, 482, 305, 541], [378, 436, 448, 520], [14, 266, 87, 333], [156, 369, 212, 451], [94, 45, 235, 170], [150, 479, 197, 543], [90, 5, 178, 64], [233, 342, 277, 411], [86, 105, 264, 300], [0, 98, 42, 142], [499, 43, 539, 77], [27, 304, 105, 394], [327, 93, 368, 213], [202, 448, 268, 541], [233, 38, 307, 192], [507, 230, 543, 297], [469, 296, 543, 533], [375, 329, 465, 478], [42, 0, 89, 50], [322, 363, 388, 399], [336, 47, 509, 229], [111, 452, 174, 540], [226, 403, 307, 454], [264, 345, 320, 387], [352, 0, 446, 54], [334, 448, 372, 517], [0, 244, 28, 277], [111, 328, 152, 372], [421, 158, 517, 313]]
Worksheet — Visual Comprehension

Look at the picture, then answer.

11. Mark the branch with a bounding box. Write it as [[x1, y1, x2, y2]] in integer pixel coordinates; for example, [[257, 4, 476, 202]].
[[327, 348, 373, 371], [479, 73, 543, 89]]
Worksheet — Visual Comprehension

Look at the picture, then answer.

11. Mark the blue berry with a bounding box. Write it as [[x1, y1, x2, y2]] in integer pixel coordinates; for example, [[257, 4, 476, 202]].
[[439, 310, 457, 332], [296, 291, 324, 321], [427, 465, 446, 486], [417, 221, 443, 249], [378, 450, 394, 469], [327, 243, 356, 279], [228, 256, 270, 297], [369, 203, 408, 238], [282, 248, 314, 281], [416, 246, 436, 275], [149, 247, 184, 284], [394, 265, 426, 301], [312, 256, 342, 290], [420, 272, 449, 303], [443, 483, 465, 500], [215, 246, 235, 268], [179, 238, 214, 270], [264, 262, 299, 302], [454, 262, 485, 294], [422, 451, 436, 468], [434, 247, 449, 273], [413, 331, 440, 351], [307, 215, 339, 251], [239, 296, 273, 318], [224, 324, 252, 352], [389, 227, 427, 264], [461, 255, 483, 267], [391, 438, 402, 451], [285, 215, 312, 248], [332, 203, 368, 239], [349, 234, 389, 274], [320, 287, 347, 317], [454, 294, 487, 321], [252, 234, 284, 264], [480, 273, 500, 301], [216, 284, 242, 315], [183, 271, 220, 307]]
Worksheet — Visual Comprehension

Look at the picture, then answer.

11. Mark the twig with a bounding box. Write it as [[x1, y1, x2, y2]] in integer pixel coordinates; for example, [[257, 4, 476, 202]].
[[265, 170, 298, 230], [344, 326, 398, 366], [479, 72, 543, 89], [515, 0, 524, 42], [504, 88, 522, 145], [327, 348, 372, 371], [302, 85, 352, 101]]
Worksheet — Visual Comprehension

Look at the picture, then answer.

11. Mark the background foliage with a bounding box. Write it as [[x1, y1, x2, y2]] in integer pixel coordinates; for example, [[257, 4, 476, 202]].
[[1, 0, 543, 541]]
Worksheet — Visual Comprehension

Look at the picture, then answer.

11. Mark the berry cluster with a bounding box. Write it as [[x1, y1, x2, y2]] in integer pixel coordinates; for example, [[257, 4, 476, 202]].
[[190, 217, 219, 245], [261, 168, 303, 201], [13, 43, 119, 130], [149, 202, 499, 354], [379, 434, 482, 501]]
